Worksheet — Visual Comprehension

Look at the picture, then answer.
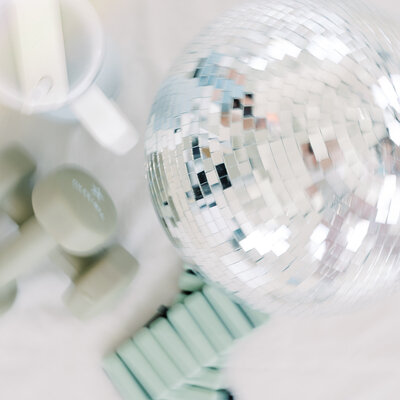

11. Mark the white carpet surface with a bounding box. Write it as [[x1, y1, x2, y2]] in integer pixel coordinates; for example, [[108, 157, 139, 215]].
[[1, 1, 400, 399]]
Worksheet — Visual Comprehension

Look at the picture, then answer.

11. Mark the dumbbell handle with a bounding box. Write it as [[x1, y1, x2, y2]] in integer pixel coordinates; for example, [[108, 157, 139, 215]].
[[0, 217, 56, 286]]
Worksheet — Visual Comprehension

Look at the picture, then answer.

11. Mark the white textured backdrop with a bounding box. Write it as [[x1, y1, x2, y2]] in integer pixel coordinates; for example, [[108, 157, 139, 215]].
[[1, 0, 400, 399]]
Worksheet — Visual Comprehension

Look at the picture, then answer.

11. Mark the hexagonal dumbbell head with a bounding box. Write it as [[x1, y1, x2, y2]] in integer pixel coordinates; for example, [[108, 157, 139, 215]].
[[63, 245, 139, 319], [0, 144, 36, 315], [0, 166, 117, 288]]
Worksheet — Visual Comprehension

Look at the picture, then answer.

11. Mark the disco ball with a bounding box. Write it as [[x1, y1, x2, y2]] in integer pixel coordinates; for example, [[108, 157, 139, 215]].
[[145, 0, 400, 312]]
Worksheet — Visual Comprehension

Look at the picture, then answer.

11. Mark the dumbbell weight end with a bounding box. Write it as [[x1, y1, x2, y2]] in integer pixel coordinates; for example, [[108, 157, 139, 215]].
[[0, 217, 56, 286], [0, 176, 34, 225], [0, 280, 18, 315]]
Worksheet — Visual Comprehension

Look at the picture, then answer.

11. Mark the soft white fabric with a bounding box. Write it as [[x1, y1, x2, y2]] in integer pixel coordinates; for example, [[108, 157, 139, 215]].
[[0, 1, 400, 399]]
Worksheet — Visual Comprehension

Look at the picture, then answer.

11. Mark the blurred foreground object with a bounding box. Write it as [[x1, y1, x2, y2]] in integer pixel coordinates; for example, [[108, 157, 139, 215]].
[[0, 0, 138, 154], [146, 0, 400, 313], [0, 158, 138, 318], [63, 244, 139, 319], [0, 144, 36, 314]]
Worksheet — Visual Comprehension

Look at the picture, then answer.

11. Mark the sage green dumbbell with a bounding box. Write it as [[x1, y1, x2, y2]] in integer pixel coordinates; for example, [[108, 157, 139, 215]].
[[63, 244, 139, 319], [0, 166, 117, 288], [0, 144, 36, 224], [0, 281, 18, 315], [0, 144, 36, 314]]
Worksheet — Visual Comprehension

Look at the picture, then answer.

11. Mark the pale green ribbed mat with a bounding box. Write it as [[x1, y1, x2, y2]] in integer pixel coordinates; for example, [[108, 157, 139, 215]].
[[103, 269, 269, 400]]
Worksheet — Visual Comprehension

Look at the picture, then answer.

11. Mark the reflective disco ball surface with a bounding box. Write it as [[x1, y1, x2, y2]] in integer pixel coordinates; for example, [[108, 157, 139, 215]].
[[146, 0, 400, 312]]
